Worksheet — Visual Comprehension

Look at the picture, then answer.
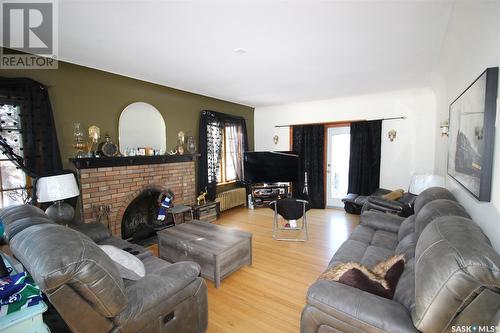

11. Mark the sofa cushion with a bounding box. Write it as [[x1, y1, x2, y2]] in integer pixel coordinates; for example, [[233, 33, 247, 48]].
[[371, 230, 399, 250], [412, 216, 500, 333], [414, 199, 470, 237], [398, 215, 415, 241], [3, 216, 55, 241], [0, 205, 50, 241], [395, 232, 416, 259], [329, 224, 398, 267], [360, 211, 405, 233], [413, 187, 456, 214], [0, 204, 46, 223], [344, 224, 399, 249], [393, 258, 415, 313], [305, 280, 419, 333]]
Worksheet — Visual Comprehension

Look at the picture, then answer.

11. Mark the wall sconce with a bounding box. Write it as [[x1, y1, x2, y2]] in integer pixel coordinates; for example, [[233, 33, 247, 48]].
[[440, 121, 449, 137], [475, 126, 483, 140], [273, 135, 279, 145], [388, 129, 397, 142]]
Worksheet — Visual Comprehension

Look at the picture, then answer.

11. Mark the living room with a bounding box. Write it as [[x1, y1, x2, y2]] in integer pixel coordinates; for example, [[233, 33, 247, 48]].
[[0, 1, 499, 333]]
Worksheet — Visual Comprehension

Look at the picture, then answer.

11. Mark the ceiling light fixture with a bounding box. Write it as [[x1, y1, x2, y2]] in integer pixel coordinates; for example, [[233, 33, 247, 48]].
[[234, 48, 247, 54]]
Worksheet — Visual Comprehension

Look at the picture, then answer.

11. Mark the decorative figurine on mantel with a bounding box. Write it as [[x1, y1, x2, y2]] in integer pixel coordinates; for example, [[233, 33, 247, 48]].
[[187, 135, 196, 153], [98, 133, 119, 157], [73, 123, 86, 158], [176, 130, 185, 155], [196, 187, 208, 206], [87, 125, 100, 157]]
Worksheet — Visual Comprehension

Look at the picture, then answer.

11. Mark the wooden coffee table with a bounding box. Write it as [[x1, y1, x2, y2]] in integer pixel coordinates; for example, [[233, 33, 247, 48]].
[[158, 220, 252, 288]]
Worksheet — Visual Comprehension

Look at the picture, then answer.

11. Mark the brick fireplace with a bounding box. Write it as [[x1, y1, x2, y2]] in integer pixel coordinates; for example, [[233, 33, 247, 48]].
[[71, 155, 196, 237]]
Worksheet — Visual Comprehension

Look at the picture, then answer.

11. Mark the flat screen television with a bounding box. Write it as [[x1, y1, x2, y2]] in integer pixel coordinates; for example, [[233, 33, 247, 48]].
[[243, 151, 299, 183]]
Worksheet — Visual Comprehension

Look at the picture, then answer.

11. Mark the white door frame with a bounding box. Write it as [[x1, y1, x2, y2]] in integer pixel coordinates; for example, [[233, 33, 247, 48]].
[[326, 125, 350, 208]]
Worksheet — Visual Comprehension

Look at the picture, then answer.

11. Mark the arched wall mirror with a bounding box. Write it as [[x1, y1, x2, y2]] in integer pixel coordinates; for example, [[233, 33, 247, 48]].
[[119, 102, 166, 154]]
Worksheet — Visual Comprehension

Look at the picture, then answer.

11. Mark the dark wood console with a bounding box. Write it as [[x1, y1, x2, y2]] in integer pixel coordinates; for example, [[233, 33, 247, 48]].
[[248, 183, 290, 208]]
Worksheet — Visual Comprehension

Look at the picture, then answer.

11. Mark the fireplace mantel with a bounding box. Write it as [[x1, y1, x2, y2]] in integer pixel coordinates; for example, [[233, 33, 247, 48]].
[[69, 153, 199, 169]]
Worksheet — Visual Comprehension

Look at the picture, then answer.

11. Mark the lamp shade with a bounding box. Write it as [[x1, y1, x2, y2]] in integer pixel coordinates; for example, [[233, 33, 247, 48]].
[[37, 173, 80, 203], [409, 174, 445, 195]]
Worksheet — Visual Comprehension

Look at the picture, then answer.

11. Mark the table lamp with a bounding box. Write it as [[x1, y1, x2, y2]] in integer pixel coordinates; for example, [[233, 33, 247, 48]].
[[36, 173, 80, 224], [409, 174, 445, 195]]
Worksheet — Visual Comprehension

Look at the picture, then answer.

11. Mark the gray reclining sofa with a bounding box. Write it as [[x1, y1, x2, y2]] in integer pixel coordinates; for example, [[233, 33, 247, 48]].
[[0, 205, 208, 333], [302, 187, 500, 333]]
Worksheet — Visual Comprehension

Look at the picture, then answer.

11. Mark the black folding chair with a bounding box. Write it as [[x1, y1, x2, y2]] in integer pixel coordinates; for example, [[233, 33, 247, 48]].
[[269, 198, 309, 242]]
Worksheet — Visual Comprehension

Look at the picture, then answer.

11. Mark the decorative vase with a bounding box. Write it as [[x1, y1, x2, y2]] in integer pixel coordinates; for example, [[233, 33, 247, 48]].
[[187, 136, 196, 153], [72, 123, 86, 158]]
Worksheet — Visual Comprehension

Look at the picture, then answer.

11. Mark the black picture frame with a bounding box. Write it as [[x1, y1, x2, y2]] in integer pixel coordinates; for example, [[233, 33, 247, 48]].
[[447, 67, 498, 202]]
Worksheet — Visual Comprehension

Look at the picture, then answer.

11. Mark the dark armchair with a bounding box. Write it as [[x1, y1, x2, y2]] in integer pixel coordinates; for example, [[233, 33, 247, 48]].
[[342, 189, 416, 217], [361, 192, 416, 217]]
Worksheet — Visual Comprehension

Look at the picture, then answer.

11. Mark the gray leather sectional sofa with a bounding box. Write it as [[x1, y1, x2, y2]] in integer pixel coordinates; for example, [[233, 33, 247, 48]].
[[0, 205, 208, 333], [302, 187, 500, 333]]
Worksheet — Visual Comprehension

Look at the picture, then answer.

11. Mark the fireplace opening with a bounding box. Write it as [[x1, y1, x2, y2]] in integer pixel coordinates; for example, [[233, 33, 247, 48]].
[[121, 189, 173, 244]]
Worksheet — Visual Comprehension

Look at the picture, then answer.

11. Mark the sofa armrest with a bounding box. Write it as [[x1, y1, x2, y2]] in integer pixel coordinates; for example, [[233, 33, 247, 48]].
[[360, 211, 405, 233], [304, 280, 418, 333], [72, 222, 111, 242], [119, 261, 201, 314], [117, 261, 206, 329]]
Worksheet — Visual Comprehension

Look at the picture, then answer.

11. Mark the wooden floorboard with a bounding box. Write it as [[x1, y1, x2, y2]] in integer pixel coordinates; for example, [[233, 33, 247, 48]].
[[206, 206, 359, 333]]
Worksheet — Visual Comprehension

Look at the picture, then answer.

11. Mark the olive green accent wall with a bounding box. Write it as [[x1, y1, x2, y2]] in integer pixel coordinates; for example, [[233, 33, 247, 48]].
[[0, 60, 254, 168]]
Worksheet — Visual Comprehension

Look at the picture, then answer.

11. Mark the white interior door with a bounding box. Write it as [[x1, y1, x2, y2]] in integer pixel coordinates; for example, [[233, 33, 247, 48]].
[[326, 126, 351, 208]]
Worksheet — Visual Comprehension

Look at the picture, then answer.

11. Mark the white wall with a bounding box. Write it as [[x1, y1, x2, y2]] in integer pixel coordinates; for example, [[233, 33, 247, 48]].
[[431, 1, 500, 251], [254, 87, 437, 190]]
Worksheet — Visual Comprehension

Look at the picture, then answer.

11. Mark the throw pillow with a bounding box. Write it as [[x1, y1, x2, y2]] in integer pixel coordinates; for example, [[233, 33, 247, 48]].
[[382, 189, 405, 201], [319, 255, 405, 299], [99, 245, 145, 280], [319, 262, 392, 298], [373, 254, 406, 292]]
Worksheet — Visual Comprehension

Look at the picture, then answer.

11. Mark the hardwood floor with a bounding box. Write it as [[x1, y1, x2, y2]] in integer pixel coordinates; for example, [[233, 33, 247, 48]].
[[206, 206, 359, 333]]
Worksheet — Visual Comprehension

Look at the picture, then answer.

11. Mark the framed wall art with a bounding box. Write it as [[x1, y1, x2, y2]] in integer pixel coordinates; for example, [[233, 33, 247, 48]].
[[448, 67, 498, 202]]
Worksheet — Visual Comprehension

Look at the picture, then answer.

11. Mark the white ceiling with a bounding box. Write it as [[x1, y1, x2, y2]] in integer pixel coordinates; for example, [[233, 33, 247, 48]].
[[57, 1, 453, 107]]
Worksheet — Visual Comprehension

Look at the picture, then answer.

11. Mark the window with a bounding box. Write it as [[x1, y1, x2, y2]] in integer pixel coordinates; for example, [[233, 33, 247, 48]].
[[222, 123, 240, 183], [0, 104, 29, 208], [212, 123, 243, 185]]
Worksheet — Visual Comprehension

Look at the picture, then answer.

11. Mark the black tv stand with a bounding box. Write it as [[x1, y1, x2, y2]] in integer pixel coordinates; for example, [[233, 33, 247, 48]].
[[248, 183, 290, 208]]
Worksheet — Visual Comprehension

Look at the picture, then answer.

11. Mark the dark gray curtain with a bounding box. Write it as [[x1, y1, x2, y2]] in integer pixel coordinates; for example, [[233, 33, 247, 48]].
[[197, 110, 249, 201], [347, 120, 382, 196], [292, 124, 325, 209], [0, 77, 62, 176], [0, 77, 63, 204]]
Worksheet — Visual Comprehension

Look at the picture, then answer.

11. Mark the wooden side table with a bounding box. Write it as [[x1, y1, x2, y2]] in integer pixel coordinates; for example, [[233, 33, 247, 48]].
[[192, 201, 220, 222]]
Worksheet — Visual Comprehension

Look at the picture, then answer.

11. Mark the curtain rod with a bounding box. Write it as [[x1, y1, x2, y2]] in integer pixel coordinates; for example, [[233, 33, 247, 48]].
[[274, 116, 406, 128]]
